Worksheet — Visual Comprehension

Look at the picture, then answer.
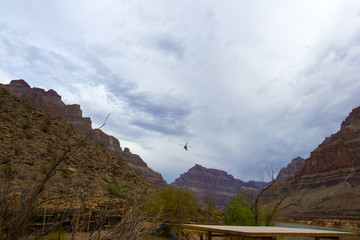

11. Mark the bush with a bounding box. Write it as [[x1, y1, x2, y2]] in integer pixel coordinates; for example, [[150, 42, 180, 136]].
[[1, 164, 16, 179], [106, 184, 125, 198], [144, 186, 199, 223], [224, 195, 255, 226]]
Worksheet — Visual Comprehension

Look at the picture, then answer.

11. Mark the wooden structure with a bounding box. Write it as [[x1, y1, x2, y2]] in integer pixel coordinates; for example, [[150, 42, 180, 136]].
[[178, 224, 360, 240]]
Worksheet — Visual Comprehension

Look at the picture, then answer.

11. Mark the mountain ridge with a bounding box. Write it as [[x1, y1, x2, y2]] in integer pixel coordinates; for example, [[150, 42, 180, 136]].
[[0, 79, 168, 188], [0, 87, 150, 208], [171, 164, 261, 208]]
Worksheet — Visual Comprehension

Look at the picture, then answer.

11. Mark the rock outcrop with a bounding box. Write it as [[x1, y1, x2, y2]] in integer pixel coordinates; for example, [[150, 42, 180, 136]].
[[171, 164, 260, 208], [263, 106, 360, 222], [299, 106, 360, 176], [276, 157, 305, 182], [123, 148, 167, 188], [0, 80, 167, 188], [0, 87, 150, 206]]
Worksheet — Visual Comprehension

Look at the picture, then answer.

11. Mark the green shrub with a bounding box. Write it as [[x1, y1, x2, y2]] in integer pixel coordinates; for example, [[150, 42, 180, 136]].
[[1, 164, 16, 179], [106, 184, 125, 198], [145, 186, 199, 223], [224, 195, 255, 226]]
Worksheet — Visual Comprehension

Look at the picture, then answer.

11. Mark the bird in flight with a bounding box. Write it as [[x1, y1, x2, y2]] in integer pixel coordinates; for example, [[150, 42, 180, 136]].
[[184, 142, 191, 151]]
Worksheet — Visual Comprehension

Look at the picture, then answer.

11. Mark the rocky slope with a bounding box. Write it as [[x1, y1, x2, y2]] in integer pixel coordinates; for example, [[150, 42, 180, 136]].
[[0, 87, 150, 209], [299, 106, 360, 176], [276, 157, 305, 182], [0, 80, 167, 188], [263, 106, 360, 223], [123, 147, 168, 188], [171, 164, 260, 208]]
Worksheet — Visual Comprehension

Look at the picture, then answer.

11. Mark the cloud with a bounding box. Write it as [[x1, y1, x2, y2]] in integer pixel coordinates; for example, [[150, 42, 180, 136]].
[[153, 35, 185, 59], [2, 1, 360, 184]]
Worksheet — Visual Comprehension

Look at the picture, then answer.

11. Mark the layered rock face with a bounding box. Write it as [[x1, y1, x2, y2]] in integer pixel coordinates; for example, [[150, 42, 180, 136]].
[[171, 164, 259, 208], [0, 88, 150, 209], [0, 80, 167, 188], [276, 157, 305, 182], [123, 148, 167, 188], [264, 106, 360, 221], [299, 106, 360, 176]]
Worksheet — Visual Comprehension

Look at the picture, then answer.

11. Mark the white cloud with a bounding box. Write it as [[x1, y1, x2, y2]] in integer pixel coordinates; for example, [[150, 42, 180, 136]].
[[1, 1, 360, 183], [0, 70, 13, 83]]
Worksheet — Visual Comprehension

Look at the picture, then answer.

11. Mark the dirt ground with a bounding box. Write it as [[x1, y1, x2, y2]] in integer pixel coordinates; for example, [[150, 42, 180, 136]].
[[58, 231, 203, 240], [59, 232, 176, 240]]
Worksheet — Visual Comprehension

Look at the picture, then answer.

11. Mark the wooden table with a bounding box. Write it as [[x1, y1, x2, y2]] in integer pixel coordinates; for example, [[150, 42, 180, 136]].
[[178, 224, 359, 240]]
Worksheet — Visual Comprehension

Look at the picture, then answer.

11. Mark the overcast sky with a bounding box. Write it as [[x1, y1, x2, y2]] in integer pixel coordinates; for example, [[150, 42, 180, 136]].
[[2, 1, 360, 183]]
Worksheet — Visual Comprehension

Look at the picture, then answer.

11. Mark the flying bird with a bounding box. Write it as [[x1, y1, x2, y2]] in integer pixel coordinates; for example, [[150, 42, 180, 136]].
[[184, 142, 191, 151]]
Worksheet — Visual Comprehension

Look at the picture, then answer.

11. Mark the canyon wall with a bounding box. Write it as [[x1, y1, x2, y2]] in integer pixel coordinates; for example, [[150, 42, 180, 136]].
[[0, 80, 167, 188]]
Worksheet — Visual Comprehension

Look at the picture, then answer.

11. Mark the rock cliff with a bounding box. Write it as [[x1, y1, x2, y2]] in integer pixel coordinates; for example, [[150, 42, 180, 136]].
[[171, 164, 260, 208], [276, 157, 305, 182], [263, 106, 360, 222], [123, 147, 167, 188], [299, 106, 360, 176], [0, 80, 167, 188]]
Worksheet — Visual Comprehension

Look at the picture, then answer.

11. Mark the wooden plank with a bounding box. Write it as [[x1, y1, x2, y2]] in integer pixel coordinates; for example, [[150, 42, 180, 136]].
[[179, 224, 359, 239]]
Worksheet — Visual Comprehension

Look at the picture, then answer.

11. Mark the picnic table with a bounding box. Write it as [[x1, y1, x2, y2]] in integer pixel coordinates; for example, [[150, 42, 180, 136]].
[[178, 224, 359, 240]]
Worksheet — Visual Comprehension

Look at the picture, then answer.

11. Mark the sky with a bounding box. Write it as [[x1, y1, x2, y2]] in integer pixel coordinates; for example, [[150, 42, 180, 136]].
[[2, 1, 360, 183]]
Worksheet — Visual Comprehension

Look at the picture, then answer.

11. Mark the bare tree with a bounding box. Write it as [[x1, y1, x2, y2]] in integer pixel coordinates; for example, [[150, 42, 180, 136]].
[[94, 195, 161, 240], [249, 162, 277, 225], [250, 161, 302, 226]]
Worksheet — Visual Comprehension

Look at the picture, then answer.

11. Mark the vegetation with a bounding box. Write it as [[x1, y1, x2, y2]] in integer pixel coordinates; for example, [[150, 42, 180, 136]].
[[145, 186, 199, 224], [200, 194, 220, 224], [0, 89, 151, 239], [106, 183, 126, 198], [0, 86, 285, 239], [224, 195, 255, 226]]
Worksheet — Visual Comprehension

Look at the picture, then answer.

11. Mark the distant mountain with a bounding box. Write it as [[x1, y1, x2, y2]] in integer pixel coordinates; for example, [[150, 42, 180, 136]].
[[171, 164, 261, 208], [263, 106, 360, 228], [0, 80, 168, 188]]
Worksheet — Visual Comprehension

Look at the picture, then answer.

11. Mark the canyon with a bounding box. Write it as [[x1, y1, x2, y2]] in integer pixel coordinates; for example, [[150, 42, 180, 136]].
[[2, 79, 360, 228], [263, 106, 360, 229]]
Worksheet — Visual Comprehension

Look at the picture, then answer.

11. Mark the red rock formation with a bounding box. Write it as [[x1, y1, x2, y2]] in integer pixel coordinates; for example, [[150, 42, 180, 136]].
[[2, 79, 92, 132], [263, 106, 360, 221], [123, 148, 167, 188], [276, 157, 305, 182], [299, 106, 360, 176], [0, 80, 167, 188], [171, 164, 259, 208]]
